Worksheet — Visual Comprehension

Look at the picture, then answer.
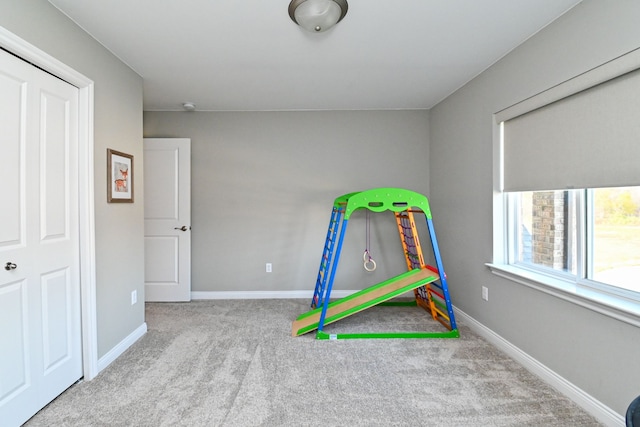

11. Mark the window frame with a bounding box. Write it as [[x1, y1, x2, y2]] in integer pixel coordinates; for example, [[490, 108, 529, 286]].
[[583, 188, 640, 302], [490, 126, 640, 328], [507, 189, 582, 278]]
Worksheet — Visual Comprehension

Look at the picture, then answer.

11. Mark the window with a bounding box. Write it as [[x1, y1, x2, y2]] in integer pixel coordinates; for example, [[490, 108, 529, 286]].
[[508, 187, 640, 300], [590, 187, 640, 294], [490, 49, 640, 323], [510, 190, 578, 276]]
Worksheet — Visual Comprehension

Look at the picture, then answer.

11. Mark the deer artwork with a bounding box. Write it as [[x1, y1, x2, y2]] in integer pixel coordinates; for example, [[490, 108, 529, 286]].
[[114, 167, 128, 192]]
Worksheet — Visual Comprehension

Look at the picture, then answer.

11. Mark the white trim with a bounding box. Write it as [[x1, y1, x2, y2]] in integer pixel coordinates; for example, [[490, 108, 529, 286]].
[[78, 84, 98, 379], [454, 308, 624, 427], [491, 120, 506, 264], [97, 323, 147, 373], [191, 290, 359, 300], [0, 26, 99, 379]]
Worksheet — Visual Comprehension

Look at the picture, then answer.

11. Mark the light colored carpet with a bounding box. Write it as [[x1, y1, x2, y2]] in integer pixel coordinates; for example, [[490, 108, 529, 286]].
[[25, 300, 602, 426]]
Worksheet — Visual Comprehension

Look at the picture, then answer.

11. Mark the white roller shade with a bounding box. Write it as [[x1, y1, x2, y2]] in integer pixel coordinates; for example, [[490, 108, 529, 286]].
[[502, 61, 640, 192]]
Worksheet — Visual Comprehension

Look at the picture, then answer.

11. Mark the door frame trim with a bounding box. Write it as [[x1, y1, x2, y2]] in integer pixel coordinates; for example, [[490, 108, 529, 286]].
[[0, 26, 99, 380]]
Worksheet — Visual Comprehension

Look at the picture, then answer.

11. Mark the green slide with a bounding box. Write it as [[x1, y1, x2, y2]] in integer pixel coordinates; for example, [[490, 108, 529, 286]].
[[292, 268, 439, 337]]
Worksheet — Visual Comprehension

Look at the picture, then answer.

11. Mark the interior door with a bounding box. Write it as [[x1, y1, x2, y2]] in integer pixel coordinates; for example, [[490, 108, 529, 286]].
[[144, 138, 191, 301], [0, 49, 82, 426]]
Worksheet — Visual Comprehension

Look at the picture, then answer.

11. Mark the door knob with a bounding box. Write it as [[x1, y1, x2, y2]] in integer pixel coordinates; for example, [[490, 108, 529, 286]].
[[174, 226, 189, 231], [4, 262, 17, 271]]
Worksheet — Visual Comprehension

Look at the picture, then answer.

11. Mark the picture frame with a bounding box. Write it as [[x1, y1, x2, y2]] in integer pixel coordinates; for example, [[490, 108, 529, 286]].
[[107, 149, 134, 203]]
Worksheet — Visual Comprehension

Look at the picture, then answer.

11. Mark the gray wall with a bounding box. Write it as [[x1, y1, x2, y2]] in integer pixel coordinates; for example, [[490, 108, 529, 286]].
[[429, 0, 640, 415], [144, 110, 431, 293], [0, 1, 145, 358]]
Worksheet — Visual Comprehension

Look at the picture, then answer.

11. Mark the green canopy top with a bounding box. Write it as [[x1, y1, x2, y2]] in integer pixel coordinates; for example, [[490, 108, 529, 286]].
[[333, 188, 432, 219]]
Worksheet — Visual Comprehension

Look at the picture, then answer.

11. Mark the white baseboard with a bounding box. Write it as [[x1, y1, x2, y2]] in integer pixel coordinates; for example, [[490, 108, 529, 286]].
[[191, 290, 358, 300], [97, 322, 147, 374], [454, 308, 624, 427]]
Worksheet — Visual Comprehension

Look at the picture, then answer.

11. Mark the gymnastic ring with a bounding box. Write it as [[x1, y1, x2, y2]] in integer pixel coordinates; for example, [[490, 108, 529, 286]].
[[364, 258, 377, 272]]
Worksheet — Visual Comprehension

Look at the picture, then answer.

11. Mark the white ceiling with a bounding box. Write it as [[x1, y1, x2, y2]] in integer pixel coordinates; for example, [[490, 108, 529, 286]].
[[48, 0, 582, 112]]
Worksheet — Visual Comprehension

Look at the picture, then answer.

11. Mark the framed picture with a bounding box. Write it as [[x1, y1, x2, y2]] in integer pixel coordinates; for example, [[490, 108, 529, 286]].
[[107, 149, 134, 203]]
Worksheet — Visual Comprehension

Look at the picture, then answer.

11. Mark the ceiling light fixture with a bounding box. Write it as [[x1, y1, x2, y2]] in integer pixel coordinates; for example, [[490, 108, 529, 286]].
[[182, 102, 196, 111], [288, 0, 348, 33]]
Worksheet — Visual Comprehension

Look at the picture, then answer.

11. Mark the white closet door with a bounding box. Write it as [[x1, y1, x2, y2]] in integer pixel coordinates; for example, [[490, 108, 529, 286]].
[[0, 48, 82, 426]]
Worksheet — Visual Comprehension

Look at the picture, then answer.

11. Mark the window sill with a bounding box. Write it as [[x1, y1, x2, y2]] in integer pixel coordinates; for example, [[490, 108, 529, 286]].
[[486, 263, 640, 328]]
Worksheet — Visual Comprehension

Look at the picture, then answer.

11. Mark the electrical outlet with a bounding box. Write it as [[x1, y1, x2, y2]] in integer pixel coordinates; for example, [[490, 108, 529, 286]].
[[266, 263, 272, 273], [481, 286, 489, 301], [131, 290, 137, 305]]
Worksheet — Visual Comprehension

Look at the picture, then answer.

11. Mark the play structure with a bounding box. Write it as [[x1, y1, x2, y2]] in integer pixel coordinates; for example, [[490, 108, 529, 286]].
[[292, 188, 458, 339]]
